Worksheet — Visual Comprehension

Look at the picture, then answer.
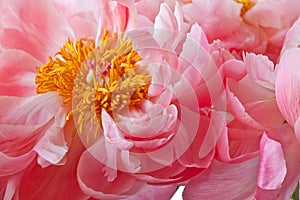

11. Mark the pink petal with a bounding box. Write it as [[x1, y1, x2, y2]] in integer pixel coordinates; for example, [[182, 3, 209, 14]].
[[244, 53, 276, 89], [0, 93, 63, 125], [226, 86, 262, 129], [77, 147, 142, 199], [18, 136, 87, 200], [0, 151, 35, 177], [183, 157, 260, 200], [0, 49, 40, 97], [33, 123, 68, 167], [52, 0, 99, 38], [256, 125, 300, 199], [220, 59, 246, 82], [258, 134, 286, 190], [245, 0, 300, 29], [282, 17, 300, 52], [154, 3, 178, 31], [275, 48, 300, 126], [0, 0, 74, 62], [182, 0, 242, 42], [123, 184, 177, 200]]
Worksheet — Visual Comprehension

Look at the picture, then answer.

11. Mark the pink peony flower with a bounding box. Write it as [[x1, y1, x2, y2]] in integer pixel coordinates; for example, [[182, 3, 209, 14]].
[[181, 0, 300, 62], [182, 38, 300, 199], [0, 0, 178, 199], [0, 0, 227, 199]]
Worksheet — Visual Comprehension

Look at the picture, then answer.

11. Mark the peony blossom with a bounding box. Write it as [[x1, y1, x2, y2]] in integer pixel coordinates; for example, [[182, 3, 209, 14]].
[[0, 0, 226, 199], [2, 0, 300, 199], [0, 0, 177, 199], [182, 26, 300, 198], [181, 0, 300, 62]]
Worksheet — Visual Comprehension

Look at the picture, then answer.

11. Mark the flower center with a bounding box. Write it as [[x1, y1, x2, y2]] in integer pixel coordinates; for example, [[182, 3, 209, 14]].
[[36, 31, 151, 143], [234, 0, 254, 16]]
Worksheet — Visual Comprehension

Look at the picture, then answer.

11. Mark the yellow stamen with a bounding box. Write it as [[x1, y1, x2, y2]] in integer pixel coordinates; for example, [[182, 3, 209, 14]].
[[36, 32, 151, 144], [36, 38, 95, 103], [234, 0, 254, 16]]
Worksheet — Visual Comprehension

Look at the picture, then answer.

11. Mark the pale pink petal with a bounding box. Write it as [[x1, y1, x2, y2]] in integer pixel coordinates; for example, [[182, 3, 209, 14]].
[[245, 0, 300, 29], [33, 124, 68, 167], [0, 49, 40, 97], [102, 109, 133, 150], [258, 134, 286, 190], [52, 0, 99, 38], [182, 0, 242, 42], [3, 174, 21, 200], [0, 0, 74, 62], [256, 125, 300, 199], [244, 53, 276, 89], [275, 48, 300, 126], [95, 0, 134, 44], [183, 157, 260, 200], [226, 86, 262, 129], [282, 17, 300, 52], [0, 93, 63, 125], [77, 147, 142, 199], [220, 59, 246, 81]]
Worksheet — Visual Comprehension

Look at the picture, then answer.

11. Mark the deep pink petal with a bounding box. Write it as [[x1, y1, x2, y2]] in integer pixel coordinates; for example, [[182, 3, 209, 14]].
[[17, 136, 87, 200]]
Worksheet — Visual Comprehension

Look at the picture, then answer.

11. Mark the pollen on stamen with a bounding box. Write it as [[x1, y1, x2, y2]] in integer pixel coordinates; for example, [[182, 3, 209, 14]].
[[234, 0, 255, 16], [35, 30, 151, 145]]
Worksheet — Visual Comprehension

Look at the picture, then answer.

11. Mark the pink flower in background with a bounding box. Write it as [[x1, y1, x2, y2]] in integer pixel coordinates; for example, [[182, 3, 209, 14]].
[[182, 31, 300, 198], [181, 0, 300, 62]]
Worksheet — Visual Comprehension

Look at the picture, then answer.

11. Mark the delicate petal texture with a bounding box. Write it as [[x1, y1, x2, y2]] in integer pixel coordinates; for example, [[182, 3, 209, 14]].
[[0, 0, 74, 62], [282, 17, 300, 52], [245, 0, 300, 29], [181, 0, 242, 42], [276, 48, 300, 126], [0, 50, 40, 97], [183, 157, 260, 200], [256, 125, 300, 199], [258, 134, 286, 190]]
